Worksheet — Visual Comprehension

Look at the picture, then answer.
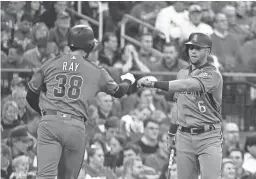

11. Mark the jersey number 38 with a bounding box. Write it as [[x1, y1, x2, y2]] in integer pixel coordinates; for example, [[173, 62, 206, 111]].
[[53, 74, 83, 100]]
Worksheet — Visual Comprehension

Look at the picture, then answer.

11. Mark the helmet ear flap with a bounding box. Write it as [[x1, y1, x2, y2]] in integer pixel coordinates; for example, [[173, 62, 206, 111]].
[[85, 39, 96, 53]]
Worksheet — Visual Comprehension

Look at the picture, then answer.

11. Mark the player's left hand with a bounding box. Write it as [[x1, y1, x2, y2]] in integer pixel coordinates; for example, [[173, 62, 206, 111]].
[[121, 73, 136, 84], [137, 76, 155, 88]]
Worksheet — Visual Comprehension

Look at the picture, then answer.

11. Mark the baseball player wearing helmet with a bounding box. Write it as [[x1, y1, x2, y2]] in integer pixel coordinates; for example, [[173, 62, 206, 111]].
[[138, 32, 223, 179], [26, 24, 135, 179]]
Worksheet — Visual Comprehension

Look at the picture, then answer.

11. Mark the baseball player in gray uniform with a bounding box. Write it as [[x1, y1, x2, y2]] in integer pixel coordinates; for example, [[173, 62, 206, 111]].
[[138, 33, 223, 179]]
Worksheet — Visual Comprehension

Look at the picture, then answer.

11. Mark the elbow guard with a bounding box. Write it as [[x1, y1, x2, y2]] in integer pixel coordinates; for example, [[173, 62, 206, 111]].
[[168, 122, 178, 137], [26, 89, 41, 115], [154, 81, 169, 91], [112, 80, 131, 98]]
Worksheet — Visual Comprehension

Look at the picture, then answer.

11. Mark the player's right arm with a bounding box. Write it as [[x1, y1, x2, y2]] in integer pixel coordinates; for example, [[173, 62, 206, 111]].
[[26, 68, 45, 115], [98, 68, 135, 98], [139, 69, 222, 94]]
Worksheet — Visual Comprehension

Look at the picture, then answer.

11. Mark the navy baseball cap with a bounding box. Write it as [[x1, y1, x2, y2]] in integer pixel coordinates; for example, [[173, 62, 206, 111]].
[[185, 32, 212, 48]]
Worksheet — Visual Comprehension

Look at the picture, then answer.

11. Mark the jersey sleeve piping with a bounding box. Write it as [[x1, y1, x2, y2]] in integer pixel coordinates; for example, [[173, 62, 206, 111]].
[[28, 82, 39, 94], [192, 76, 206, 93]]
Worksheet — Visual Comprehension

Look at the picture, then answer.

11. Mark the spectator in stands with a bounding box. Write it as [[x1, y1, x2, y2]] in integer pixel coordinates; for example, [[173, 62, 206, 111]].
[[104, 117, 122, 151], [251, 2, 256, 16], [243, 134, 256, 174], [10, 155, 29, 178], [23, 23, 49, 69], [130, 1, 167, 26], [2, 76, 27, 112], [211, 13, 243, 72], [235, 2, 251, 29], [1, 29, 12, 55], [97, 32, 124, 82], [121, 106, 151, 141], [59, 41, 71, 55], [107, 1, 135, 33], [222, 158, 236, 179], [6, 77, 26, 99], [1, 100, 21, 139], [23, 1, 43, 25], [240, 23, 256, 73], [120, 156, 143, 179], [113, 45, 134, 74], [151, 110, 167, 124], [12, 14, 33, 51], [12, 89, 32, 124], [85, 116, 120, 153], [115, 144, 142, 177], [123, 144, 142, 164], [83, 146, 117, 179], [155, 2, 188, 43], [120, 156, 159, 179], [39, 1, 68, 29], [1, 144, 13, 179], [144, 132, 169, 173], [1, 50, 8, 63], [49, 12, 70, 47], [223, 122, 241, 157], [136, 33, 162, 71], [159, 158, 178, 179], [122, 87, 169, 115], [135, 118, 159, 160], [7, 126, 32, 159], [152, 42, 188, 79], [222, 5, 252, 45], [128, 1, 167, 38], [199, 1, 215, 27], [1, 2, 26, 32], [1, 44, 26, 69], [104, 135, 126, 169], [229, 148, 255, 179], [89, 137, 108, 154], [181, 4, 213, 42], [92, 92, 121, 121], [113, 44, 151, 74], [99, 32, 121, 67], [31, 22, 49, 45], [22, 23, 59, 68]]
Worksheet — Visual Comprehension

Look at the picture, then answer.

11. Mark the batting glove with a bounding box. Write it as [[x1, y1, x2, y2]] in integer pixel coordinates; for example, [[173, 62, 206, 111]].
[[137, 76, 156, 88], [121, 73, 135, 84]]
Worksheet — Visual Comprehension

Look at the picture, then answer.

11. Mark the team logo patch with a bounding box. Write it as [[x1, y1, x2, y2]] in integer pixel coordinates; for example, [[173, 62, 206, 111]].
[[192, 34, 198, 41], [197, 72, 210, 78]]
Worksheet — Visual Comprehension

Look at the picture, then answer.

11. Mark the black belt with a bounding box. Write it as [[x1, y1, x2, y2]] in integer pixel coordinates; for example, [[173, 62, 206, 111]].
[[179, 125, 215, 135], [42, 110, 85, 122]]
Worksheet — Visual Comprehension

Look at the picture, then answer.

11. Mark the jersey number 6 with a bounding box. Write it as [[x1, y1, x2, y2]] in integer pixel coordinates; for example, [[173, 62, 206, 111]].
[[53, 74, 83, 100], [198, 101, 206, 113]]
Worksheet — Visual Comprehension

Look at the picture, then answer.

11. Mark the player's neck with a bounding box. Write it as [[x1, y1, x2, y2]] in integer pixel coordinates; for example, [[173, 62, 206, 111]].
[[191, 58, 208, 70], [70, 50, 87, 57]]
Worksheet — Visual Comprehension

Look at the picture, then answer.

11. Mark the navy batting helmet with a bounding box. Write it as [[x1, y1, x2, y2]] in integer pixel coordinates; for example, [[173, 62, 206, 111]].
[[185, 33, 212, 48], [68, 25, 96, 53]]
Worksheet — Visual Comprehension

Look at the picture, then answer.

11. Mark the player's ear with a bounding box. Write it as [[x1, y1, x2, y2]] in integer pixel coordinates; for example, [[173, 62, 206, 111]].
[[206, 48, 211, 55]]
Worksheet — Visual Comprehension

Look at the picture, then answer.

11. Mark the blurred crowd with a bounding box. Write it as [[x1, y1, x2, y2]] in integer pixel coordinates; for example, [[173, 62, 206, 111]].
[[1, 1, 256, 179]]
